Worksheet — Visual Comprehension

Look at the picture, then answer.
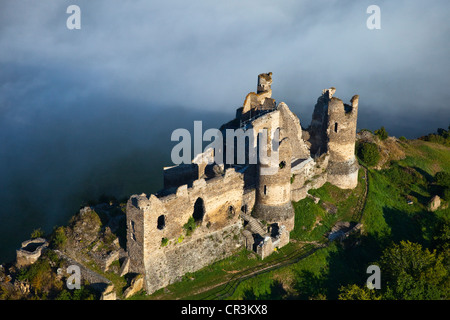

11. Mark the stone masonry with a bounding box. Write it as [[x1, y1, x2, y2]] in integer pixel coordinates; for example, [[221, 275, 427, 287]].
[[124, 73, 360, 294]]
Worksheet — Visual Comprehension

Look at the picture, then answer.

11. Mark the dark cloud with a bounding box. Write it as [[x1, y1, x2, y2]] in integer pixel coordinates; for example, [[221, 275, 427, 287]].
[[1, 0, 449, 261]]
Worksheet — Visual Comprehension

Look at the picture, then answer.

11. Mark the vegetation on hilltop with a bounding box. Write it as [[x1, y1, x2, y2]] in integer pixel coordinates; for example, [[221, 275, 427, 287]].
[[419, 125, 450, 147]]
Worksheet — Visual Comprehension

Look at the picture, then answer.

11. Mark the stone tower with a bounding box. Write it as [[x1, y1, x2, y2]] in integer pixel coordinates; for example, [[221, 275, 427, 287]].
[[326, 92, 359, 189], [252, 128, 295, 231]]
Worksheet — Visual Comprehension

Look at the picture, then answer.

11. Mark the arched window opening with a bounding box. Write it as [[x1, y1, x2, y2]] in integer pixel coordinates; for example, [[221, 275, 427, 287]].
[[334, 122, 338, 133], [193, 198, 205, 223], [157, 215, 165, 230]]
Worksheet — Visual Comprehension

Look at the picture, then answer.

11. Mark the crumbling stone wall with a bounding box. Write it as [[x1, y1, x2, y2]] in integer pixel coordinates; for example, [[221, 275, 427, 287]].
[[126, 168, 245, 294], [251, 110, 295, 231], [278, 102, 310, 160], [241, 73, 276, 119], [307, 88, 359, 189], [125, 73, 360, 294], [143, 222, 242, 293], [326, 95, 359, 189], [290, 154, 329, 202]]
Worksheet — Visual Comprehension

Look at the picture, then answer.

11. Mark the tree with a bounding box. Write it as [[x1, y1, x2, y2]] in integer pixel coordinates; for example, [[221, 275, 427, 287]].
[[339, 241, 449, 300], [379, 241, 448, 300], [31, 228, 45, 239], [338, 284, 381, 300], [435, 171, 450, 188], [357, 142, 380, 166], [374, 126, 388, 140]]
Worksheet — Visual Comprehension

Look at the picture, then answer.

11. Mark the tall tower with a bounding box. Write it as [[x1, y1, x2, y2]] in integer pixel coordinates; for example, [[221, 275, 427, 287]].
[[326, 92, 359, 189], [252, 131, 295, 232]]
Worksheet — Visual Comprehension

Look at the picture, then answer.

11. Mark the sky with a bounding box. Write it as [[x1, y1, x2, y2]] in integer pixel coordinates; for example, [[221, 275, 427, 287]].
[[0, 0, 449, 261]]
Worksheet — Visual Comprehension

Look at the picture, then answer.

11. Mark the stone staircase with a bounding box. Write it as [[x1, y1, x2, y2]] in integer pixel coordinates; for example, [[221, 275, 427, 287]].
[[240, 212, 269, 237]]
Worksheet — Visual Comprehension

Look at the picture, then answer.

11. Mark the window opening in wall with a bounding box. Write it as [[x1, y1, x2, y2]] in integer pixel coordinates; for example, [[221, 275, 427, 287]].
[[227, 206, 235, 219], [193, 198, 205, 222], [157, 215, 165, 230]]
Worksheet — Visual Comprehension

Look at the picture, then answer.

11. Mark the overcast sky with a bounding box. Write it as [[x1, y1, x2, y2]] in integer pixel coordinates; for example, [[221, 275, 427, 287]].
[[1, 0, 449, 131], [0, 0, 449, 260]]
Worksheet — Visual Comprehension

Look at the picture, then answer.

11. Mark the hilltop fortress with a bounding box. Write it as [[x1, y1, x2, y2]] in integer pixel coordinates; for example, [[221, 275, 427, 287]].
[[125, 73, 359, 294]]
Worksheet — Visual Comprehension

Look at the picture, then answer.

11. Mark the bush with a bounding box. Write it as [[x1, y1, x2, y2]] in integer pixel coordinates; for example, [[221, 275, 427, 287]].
[[374, 126, 389, 140], [384, 165, 423, 188], [435, 171, 450, 188], [31, 228, 45, 239], [161, 237, 169, 247], [399, 136, 407, 142], [183, 217, 197, 237], [51, 227, 67, 249], [443, 188, 450, 202], [56, 286, 96, 300], [357, 142, 380, 166], [419, 126, 450, 146]]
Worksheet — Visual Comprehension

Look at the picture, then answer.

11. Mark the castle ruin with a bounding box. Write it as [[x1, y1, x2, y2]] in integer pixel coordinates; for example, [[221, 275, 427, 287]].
[[125, 73, 359, 294]]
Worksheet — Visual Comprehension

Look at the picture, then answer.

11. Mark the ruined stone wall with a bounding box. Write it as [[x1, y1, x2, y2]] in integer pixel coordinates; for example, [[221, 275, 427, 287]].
[[278, 102, 310, 160], [241, 73, 276, 118], [290, 155, 329, 202], [126, 168, 245, 294], [327, 96, 358, 163], [144, 222, 242, 294], [163, 164, 199, 189], [326, 95, 359, 189], [308, 89, 332, 156], [251, 109, 295, 231], [126, 74, 361, 294]]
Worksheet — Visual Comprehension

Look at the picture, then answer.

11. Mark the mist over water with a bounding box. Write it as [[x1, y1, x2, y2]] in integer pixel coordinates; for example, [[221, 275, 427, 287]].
[[0, 97, 229, 262], [1, 0, 449, 262]]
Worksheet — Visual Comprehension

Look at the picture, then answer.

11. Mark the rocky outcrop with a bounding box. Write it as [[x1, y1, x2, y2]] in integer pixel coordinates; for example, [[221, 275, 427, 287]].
[[123, 274, 144, 299], [428, 195, 441, 212]]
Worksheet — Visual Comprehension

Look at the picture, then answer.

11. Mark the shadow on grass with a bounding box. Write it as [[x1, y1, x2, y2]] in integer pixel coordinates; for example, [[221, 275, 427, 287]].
[[292, 234, 386, 300], [242, 280, 287, 300], [382, 207, 424, 244]]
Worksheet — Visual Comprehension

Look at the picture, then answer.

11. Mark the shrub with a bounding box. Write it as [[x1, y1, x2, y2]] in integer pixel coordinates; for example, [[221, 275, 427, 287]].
[[435, 171, 450, 188], [374, 126, 388, 140], [56, 286, 96, 300], [31, 228, 45, 239], [419, 126, 450, 146], [161, 237, 169, 247], [357, 142, 380, 166], [443, 188, 450, 202], [399, 136, 407, 142], [183, 217, 197, 237], [51, 227, 67, 249]]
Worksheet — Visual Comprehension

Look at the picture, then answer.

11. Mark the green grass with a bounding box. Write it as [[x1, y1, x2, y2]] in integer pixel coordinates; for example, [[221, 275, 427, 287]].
[[399, 140, 450, 174], [292, 169, 366, 242]]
